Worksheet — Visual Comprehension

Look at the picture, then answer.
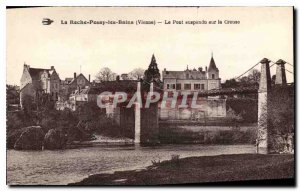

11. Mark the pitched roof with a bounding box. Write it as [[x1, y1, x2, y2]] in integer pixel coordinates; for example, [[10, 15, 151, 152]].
[[28, 68, 50, 80], [163, 70, 206, 79], [69, 73, 90, 85], [76, 80, 138, 95], [94, 80, 138, 93], [208, 56, 218, 72]]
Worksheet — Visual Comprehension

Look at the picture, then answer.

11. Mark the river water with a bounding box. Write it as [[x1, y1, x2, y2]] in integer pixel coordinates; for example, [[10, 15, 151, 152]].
[[7, 144, 256, 185]]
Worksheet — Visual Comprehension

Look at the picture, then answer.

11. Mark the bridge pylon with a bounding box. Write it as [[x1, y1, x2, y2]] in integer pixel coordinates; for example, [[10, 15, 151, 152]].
[[275, 59, 287, 85], [257, 58, 271, 153]]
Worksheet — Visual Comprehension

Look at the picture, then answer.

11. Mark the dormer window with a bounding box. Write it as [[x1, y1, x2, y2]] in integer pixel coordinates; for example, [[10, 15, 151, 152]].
[[212, 74, 215, 79]]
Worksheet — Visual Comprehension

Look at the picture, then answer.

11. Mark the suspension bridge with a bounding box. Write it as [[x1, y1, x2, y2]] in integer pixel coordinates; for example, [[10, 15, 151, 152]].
[[103, 58, 294, 153]]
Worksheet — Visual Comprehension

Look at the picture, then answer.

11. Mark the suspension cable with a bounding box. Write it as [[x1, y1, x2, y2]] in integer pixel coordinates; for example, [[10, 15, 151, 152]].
[[235, 61, 261, 80]]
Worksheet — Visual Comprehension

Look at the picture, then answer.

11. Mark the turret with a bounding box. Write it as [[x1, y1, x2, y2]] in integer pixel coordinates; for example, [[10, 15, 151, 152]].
[[207, 54, 219, 79]]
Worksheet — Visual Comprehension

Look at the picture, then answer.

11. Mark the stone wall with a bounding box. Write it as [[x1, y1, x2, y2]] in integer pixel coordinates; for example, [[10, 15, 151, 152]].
[[159, 98, 226, 120]]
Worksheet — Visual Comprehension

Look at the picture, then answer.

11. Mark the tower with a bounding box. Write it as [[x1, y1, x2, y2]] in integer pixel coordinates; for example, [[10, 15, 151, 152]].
[[207, 54, 219, 80], [207, 54, 221, 90]]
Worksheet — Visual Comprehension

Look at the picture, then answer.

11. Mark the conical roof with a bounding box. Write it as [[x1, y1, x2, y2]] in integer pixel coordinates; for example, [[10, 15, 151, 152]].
[[208, 56, 218, 71]]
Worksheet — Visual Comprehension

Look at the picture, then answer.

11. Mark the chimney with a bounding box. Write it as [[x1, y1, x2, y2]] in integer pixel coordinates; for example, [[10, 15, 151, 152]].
[[74, 72, 77, 79], [275, 59, 287, 85], [51, 66, 54, 70], [89, 74, 90, 82], [205, 66, 207, 72]]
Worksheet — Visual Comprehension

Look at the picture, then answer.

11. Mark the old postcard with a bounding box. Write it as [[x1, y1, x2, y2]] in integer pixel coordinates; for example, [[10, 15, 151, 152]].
[[6, 6, 294, 186]]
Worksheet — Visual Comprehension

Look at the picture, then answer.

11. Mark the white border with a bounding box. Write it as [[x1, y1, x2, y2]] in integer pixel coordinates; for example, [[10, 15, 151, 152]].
[[1, 1, 298, 191]]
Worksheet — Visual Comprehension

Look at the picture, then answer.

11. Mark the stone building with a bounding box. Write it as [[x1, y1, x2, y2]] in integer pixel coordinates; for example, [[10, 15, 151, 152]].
[[162, 55, 221, 93], [160, 55, 226, 120], [20, 64, 61, 107], [59, 73, 91, 101]]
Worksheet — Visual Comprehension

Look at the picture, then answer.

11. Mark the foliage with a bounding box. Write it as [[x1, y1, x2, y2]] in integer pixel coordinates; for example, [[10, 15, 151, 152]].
[[7, 94, 126, 149], [128, 68, 145, 80], [151, 158, 161, 166], [226, 98, 258, 123], [223, 69, 260, 88], [6, 84, 20, 105], [222, 79, 239, 89], [170, 154, 180, 167], [159, 125, 256, 144], [242, 69, 260, 84], [269, 86, 294, 135], [258, 85, 294, 152], [226, 107, 243, 122], [95, 67, 117, 82]]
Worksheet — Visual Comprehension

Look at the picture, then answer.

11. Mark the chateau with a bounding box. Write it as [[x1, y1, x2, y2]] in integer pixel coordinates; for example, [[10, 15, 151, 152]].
[[162, 55, 221, 93], [160, 55, 226, 120]]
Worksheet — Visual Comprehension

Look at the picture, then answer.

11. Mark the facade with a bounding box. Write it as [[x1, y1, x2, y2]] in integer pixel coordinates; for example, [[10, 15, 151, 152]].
[[57, 80, 138, 112], [59, 73, 91, 101], [162, 55, 221, 94], [160, 55, 226, 119], [20, 64, 61, 107]]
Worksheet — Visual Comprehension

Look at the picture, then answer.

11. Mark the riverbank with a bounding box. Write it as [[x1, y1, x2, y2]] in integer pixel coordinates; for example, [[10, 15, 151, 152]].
[[70, 154, 294, 185]]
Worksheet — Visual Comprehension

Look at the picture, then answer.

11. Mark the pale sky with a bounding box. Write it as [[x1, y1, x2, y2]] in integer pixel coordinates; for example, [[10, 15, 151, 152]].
[[7, 7, 294, 85]]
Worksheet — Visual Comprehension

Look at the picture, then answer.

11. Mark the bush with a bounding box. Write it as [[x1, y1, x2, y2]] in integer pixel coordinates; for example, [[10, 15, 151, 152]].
[[170, 154, 180, 167]]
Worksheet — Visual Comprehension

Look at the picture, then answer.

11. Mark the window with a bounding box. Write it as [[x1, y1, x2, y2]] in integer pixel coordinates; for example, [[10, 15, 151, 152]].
[[201, 84, 205, 90], [176, 83, 181, 90], [212, 74, 215, 79], [194, 84, 201, 90], [167, 84, 175, 89], [184, 84, 191, 90]]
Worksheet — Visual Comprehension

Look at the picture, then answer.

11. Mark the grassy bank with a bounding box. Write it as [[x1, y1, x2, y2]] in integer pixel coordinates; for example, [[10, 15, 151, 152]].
[[70, 154, 294, 185]]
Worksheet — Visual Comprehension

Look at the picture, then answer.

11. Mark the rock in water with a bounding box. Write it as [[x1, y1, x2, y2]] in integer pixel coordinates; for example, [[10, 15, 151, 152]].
[[14, 126, 45, 150], [44, 129, 67, 150]]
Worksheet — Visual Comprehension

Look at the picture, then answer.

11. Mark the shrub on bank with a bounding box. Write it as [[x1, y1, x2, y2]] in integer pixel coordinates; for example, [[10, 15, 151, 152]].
[[7, 100, 125, 150], [159, 126, 256, 145]]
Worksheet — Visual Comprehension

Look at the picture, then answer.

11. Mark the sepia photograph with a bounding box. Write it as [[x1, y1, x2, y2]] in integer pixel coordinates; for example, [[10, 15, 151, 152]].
[[6, 6, 294, 186]]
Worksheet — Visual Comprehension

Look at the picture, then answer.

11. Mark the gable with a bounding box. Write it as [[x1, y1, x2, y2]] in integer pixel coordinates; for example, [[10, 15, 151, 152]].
[[69, 74, 91, 86], [50, 70, 60, 81], [20, 68, 32, 90]]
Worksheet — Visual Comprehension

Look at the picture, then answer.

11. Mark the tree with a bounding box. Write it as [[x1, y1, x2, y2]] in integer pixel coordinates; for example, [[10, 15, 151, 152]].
[[6, 85, 20, 105], [239, 69, 261, 86], [144, 54, 161, 83], [248, 69, 261, 84], [95, 67, 117, 82], [258, 85, 294, 153], [222, 79, 239, 88], [128, 68, 145, 80]]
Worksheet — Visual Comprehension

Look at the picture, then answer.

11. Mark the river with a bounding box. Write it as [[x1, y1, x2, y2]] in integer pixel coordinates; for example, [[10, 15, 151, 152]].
[[7, 144, 256, 185]]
